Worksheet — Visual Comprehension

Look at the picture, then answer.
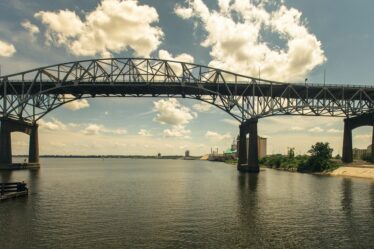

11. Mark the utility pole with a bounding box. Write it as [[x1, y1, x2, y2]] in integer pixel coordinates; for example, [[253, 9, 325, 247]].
[[323, 69, 326, 86], [258, 67, 261, 81]]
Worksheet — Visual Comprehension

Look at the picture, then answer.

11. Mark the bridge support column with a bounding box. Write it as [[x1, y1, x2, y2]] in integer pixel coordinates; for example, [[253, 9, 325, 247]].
[[237, 118, 259, 173], [0, 120, 12, 165], [342, 118, 353, 163], [0, 118, 40, 169], [237, 124, 247, 166], [342, 113, 374, 164], [29, 125, 39, 164], [372, 126, 374, 163]]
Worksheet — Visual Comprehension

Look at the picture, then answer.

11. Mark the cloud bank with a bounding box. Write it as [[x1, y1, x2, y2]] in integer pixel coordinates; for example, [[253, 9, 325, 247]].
[[175, 0, 326, 82], [153, 98, 197, 138], [35, 0, 163, 57]]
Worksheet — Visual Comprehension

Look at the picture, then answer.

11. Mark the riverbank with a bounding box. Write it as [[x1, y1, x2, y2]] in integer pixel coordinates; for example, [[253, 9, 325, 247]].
[[224, 160, 374, 180], [328, 165, 374, 179]]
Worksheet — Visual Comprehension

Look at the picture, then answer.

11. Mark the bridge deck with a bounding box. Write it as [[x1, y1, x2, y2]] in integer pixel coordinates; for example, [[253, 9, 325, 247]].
[[2, 82, 373, 100]]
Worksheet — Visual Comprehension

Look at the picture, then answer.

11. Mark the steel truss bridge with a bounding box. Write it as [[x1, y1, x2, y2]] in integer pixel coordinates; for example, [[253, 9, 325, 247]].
[[0, 58, 373, 171]]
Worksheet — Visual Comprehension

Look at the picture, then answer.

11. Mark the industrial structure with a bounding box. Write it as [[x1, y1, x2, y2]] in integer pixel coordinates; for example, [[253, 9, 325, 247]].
[[1, 58, 374, 172]]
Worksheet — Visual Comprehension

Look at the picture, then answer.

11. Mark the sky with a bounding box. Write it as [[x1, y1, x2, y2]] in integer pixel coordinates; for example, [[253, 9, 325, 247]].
[[0, 0, 374, 156]]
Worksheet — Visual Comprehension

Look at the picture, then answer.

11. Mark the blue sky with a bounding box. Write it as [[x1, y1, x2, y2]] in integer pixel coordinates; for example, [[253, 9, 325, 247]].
[[0, 0, 373, 156]]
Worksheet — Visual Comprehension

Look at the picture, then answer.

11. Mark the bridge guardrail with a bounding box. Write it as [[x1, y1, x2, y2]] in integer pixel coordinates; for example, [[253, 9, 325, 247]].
[[2, 79, 374, 89]]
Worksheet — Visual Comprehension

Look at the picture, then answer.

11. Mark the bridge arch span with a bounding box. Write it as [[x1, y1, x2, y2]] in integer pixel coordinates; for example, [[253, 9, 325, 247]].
[[1, 58, 373, 123], [1, 58, 374, 171]]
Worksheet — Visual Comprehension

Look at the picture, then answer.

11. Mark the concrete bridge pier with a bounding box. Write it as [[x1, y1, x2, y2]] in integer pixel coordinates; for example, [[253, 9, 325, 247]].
[[0, 121, 12, 165], [342, 113, 374, 163], [0, 118, 39, 169], [28, 125, 39, 164], [237, 118, 259, 173], [342, 119, 353, 163]]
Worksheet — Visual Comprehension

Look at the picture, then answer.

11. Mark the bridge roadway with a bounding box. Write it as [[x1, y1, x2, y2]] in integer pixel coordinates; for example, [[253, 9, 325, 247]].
[[0, 58, 374, 172], [3, 81, 374, 100]]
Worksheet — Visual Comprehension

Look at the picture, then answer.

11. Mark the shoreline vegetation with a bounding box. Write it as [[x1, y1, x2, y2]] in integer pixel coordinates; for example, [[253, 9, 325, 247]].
[[225, 142, 374, 180], [261, 142, 341, 173], [13, 155, 201, 160]]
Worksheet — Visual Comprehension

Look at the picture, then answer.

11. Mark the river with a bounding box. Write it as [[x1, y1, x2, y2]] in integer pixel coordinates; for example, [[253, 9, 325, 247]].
[[0, 158, 373, 248]]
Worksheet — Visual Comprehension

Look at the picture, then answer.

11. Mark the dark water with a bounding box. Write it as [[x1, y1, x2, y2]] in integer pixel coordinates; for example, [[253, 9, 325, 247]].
[[1, 159, 374, 249]]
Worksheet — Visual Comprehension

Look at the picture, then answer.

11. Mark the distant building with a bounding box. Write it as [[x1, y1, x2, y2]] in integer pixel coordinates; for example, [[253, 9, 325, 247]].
[[353, 144, 372, 159], [353, 148, 367, 159], [256, 136, 267, 159], [185, 150, 190, 157]]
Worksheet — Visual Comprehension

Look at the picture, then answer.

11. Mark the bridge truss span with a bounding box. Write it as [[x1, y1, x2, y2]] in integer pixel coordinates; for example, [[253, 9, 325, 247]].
[[0, 58, 374, 122]]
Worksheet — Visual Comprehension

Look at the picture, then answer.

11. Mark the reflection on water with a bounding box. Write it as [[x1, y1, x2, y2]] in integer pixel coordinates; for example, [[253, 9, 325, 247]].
[[371, 183, 374, 215], [0, 171, 12, 183], [341, 178, 353, 214], [0, 159, 374, 249]]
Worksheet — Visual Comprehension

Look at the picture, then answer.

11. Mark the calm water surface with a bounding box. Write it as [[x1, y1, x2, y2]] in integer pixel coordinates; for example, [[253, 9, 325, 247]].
[[1, 158, 374, 249]]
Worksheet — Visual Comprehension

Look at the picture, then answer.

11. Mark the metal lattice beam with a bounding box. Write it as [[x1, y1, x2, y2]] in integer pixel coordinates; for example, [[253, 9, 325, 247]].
[[0, 58, 374, 122]]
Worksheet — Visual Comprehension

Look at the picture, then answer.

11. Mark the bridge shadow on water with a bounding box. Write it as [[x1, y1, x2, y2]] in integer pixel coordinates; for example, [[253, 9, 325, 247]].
[[235, 172, 267, 248], [237, 172, 259, 224], [371, 183, 374, 215], [341, 178, 353, 215], [0, 168, 40, 192], [0, 171, 12, 183], [341, 177, 374, 216]]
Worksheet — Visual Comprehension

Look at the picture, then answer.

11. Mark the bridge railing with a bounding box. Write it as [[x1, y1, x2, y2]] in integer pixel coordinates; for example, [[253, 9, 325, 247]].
[[2, 79, 373, 89]]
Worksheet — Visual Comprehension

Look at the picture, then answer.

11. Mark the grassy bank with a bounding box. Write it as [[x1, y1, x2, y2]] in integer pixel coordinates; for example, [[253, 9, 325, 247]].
[[224, 142, 343, 173], [260, 142, 341, 173], [260, 154, 340, 172]]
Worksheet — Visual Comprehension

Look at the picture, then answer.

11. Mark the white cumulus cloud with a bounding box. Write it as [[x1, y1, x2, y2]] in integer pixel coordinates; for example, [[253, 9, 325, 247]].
[[39, 118, 67, 131], [291, 126, 304, 131], [175, 0, 326, 82], [111, 129, 128, 135], [205, 131, 231, 141], [192, 102, 212, 112], [82, 123, 127, 136], [0, 40, 16, 57], [158, 49, 194, 64], [308, 126, 324, 133], [153, 98, 196, 139], [163, 125, 191, 138], [327, 128, 341, 133], [63, 95, 90, 110], [21, 20, 40, 37], [354, 134, 371, 140], [138, 129, 152, 137], [35, 0, 163, 57], [153, 98, 196, 126], [82, 124, 104, 135]]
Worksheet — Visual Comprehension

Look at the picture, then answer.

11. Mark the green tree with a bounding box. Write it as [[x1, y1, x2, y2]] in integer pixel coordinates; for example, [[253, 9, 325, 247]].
[[308, 142, 333, 160], [287, 147, 295, 159], [298, 142, 335, 172]]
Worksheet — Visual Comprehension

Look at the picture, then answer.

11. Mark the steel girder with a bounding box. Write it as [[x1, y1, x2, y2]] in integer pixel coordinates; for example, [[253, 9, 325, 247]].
[[0, 58, 373, 122]]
